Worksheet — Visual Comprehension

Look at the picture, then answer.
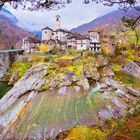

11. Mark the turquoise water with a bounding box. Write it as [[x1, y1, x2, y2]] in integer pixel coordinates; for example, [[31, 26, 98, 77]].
[[0, 82, 11, 99]]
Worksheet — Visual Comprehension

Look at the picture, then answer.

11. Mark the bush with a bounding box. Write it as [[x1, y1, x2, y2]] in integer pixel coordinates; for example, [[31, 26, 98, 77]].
[[111, 64, 122, 72], [101, 45, 112, 56], [39, 43, 50, 52]]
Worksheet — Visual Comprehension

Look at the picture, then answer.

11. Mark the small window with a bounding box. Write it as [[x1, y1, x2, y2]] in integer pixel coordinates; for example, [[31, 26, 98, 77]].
[[45, 31, 47, 33], [56, 18, 59, 21]]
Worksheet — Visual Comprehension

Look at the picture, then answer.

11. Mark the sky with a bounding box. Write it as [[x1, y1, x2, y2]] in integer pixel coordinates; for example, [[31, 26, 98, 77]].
[[6, 0, 118, 31]]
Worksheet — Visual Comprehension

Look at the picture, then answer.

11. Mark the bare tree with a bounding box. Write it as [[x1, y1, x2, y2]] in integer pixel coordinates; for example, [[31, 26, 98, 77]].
[[0, 0, 139, 24], [0, 0, 139, 10]]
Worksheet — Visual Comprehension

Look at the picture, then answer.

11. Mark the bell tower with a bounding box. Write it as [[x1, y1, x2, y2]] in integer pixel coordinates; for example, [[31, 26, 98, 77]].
[[55, 15, 61, 29]]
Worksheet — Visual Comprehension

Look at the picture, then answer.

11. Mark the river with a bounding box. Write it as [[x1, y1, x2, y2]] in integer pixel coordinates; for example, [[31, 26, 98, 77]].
[[0, 82, 11, 99]]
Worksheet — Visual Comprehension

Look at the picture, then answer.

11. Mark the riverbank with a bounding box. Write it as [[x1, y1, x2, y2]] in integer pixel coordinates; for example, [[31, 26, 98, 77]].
[[0, 52, 140, 139]]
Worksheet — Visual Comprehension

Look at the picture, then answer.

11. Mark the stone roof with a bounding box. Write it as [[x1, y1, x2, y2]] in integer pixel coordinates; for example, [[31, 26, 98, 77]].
[[42, 26, 53, 31], [47, 39, 66, 45], [25, 37, 41, 43], [67, 33, 90, 40], [88, 30, 100, 33], [55, 28, 72, 33]]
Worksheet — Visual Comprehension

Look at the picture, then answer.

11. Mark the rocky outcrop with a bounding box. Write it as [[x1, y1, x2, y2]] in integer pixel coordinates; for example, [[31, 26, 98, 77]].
[[96, 55, 109, 67], [8, 72, 19, 85], [0, 54, 140, 139], [123, 62, 140, 79], [77, 78, 90, 91], [101, 67, 114, 77], [0, 63, 50, 113], [84, 63, 100, 80]]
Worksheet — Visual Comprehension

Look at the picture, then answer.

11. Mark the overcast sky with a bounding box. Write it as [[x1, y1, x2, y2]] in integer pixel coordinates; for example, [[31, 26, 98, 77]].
[[6, 0, 118, 31]]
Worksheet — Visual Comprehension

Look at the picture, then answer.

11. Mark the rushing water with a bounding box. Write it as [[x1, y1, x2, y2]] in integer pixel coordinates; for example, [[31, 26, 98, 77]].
[[0, 82, 11, 99]]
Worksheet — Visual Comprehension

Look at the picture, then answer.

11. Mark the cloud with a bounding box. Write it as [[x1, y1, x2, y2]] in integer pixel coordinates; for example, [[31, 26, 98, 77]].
[[6, 0, 118, 31]]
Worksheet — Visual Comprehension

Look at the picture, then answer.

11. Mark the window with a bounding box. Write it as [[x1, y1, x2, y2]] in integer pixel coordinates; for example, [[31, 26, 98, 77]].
[[56, 18, 59, 21], [45, 31, 47, 33]]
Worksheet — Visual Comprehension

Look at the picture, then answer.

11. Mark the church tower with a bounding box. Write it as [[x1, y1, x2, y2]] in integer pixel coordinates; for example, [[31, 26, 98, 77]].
[[55, 15, 61, 29]]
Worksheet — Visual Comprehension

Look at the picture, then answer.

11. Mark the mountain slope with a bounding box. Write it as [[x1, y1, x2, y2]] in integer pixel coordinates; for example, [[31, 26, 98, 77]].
[[0, 8, 18, 24], [0, 8, 32, 50], [71, 8, 140, 34]]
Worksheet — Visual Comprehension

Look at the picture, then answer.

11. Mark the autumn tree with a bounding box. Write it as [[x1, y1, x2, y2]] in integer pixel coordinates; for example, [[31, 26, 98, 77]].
[[39, 43, 50, 52], [122, 16, 139, 47], [0, 0, 139, 25]]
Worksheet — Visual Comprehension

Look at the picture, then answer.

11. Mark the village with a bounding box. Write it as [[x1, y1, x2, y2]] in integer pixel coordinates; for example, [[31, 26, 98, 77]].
[[22, 15, 116, 53]]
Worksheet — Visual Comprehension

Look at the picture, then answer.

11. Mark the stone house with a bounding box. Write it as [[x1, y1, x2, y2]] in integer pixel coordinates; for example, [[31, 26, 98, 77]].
[[41, 15, 102, 52], [22, 37, 41, 53]]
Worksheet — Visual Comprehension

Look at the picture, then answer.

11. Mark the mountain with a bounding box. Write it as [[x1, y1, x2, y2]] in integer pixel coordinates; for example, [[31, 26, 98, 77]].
[[71, 8, 140, 34], [0, 8, 18, 24], [0, 8, 32, 50]]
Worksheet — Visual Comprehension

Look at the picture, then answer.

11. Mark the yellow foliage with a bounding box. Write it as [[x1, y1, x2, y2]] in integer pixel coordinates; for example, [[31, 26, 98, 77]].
[[39, 43, 50, 52], [64, 126, 107, 140], [111, 64, 122, 72], [101, 45, 112, 56]]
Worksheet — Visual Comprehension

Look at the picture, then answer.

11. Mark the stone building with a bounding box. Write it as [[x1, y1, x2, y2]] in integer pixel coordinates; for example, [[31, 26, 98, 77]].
[[22, 37, 41, 53], [41, 15, 101, 51]]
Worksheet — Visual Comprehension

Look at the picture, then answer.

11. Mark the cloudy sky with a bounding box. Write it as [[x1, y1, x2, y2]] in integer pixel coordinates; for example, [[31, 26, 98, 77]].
[[6, 0, 118, 31]]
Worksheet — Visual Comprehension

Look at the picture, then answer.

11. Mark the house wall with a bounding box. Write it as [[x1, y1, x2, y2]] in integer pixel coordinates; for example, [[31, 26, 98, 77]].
[[42, 29, 53, 41], [54, 31, 68, 41], [22, 40, 40, 53], [90, 32, 100, 43], [76, 39, 90, 50]]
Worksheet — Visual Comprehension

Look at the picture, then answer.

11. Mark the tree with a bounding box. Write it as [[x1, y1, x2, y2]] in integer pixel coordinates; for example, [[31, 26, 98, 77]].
[[0, 0, 139, 11], [122, 16, 139, 47], [0, 0, 139, 25], [39, 43, 50, 52]]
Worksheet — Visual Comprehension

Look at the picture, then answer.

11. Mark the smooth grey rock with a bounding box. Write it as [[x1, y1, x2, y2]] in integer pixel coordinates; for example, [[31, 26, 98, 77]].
[[0, 63, 50, 113], [126, 87, 140, 97], [101, 67, 114, 77], [84, 64, 100, 80], [71, 75, 78, 82], [74, 86, 81, 93], [58, 86, 67, 95], [96, 55, 109, 67], [77, 78, 90, 91], [98, 109, 114, 120], [123, 62, 140, 79]]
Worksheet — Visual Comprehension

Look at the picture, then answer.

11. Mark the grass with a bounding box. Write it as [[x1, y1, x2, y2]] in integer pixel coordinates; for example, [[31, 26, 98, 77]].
[[114, 71, 140, 88], [128, 35, 140, 45]]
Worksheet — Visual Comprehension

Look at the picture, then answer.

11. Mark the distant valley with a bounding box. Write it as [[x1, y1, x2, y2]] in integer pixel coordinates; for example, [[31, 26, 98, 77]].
[[0, 8, 32, 50]]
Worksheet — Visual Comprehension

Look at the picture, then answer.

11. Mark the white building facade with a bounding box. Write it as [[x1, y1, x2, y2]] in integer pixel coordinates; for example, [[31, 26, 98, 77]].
[[41, 16, 101, 51]]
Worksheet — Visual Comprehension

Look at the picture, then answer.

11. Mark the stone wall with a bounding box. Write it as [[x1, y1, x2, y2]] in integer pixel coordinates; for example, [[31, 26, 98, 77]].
[[0, 53, 10, 78], [0, 53, 23, 78]]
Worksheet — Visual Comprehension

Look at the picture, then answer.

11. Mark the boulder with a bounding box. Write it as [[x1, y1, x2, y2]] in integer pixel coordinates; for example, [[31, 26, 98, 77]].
[[101, 67, 114, 77], [59, 75, 72, 87], [0, 63, 50, 113], [84, 64, 100, 81], [77, 78, 90, 91], [58, 86, 67, 95], [123, 62, 140, 79], [71, 75, 79, 82], [8, 72, 19, 85], [74, 86, 81, 93], [96, 55, 109, 67], [125, 87, 140, 97], [98, 109, 114, 120]]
